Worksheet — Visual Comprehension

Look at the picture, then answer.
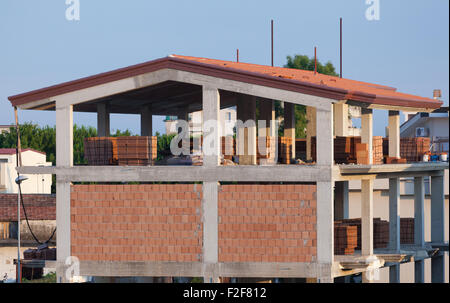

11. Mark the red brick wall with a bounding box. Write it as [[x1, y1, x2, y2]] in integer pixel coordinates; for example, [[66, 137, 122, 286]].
[[218, 184, 317, 263], [70, 184, 203, 262], [0, 193, 55, 221]]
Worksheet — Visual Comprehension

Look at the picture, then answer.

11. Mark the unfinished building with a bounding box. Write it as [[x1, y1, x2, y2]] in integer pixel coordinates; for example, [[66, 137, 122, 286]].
[[8, 55, 448, 283]]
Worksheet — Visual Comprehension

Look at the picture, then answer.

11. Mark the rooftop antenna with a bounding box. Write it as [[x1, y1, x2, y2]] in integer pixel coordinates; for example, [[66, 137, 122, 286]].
[[340, 18, 343, 78], [271, 19, 274, 66], [314, 46, 317, 75], [236, 49, 239, 63]]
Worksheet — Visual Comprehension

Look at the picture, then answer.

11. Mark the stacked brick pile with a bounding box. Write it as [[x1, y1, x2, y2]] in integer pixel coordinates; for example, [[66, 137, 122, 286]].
[[257, 136, 277, 164], [22, 247, 56, 280], [335, 218, 389, 250], [84, 137, 118, 165], [383, 137, 430, 162], [334, 223, 358, 255], [356, 143, 370, 165], [278, 137, 293, 164], [334, 137, 359, 164], [372, 136, 384, 164], [117, 136, 157, 166], [221, 136, 235, 160], [295, 139, 306, 160], [400, 218, 415, 244]]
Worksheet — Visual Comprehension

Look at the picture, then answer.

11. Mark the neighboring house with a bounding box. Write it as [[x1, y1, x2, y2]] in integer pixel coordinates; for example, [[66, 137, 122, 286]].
[[0, 125, 15, 135], [400, 106, 449, 153], [0, 149, 52, 194], [165, 107, 237, 137]]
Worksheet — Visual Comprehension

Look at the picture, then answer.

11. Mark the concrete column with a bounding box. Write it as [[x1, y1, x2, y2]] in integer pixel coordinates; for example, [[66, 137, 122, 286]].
[[284, 102, 296, 161], [55, 105, 73, 283], [202, 182, 219, 282], [140, 105, 153, 136], [97, 103, 110, 137], [306, 106, 316, 161], [333, 103, 348, 137], [203, 87, 220, 167], [430, 175, 445, 283], [316, 108, 333, 166], [389, 265, 400, 283], [177, 109, 190, 156], [361, 108, 373, 165], [317, 182, 334, 265], [361, 179, 374, 256], [415, 260, 425, 283], [316, 105, 334, 267], [236, 96, 256, 165], [414, 176, 425, 247], [334, 181, 349, 220], [388, 111, 400, 158], [259, 99, 275, 137], [388, 178, 400, 252]]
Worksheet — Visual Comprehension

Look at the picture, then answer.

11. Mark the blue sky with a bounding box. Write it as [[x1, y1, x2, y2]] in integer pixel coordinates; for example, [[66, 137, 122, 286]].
[[0, 0, 448, 136]]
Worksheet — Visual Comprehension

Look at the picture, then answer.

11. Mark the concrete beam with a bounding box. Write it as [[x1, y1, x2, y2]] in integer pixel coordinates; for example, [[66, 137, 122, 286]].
[[97, 103, 110, 137], [388, 111, 400, 158], [140, 105, 153, 136], [284, 102, 296, 161], [414, 177, 425, 247], [56, 180, 71, 283], [361, 108, 373, 165], [17, 165, 334, 183], [333, 103, 348, 137], [203, 87, 221, 167], [361, 179, 374, 256], [389, 178, 400, 252], [306, 106, 316, 161], [56, 105, 73, 167]]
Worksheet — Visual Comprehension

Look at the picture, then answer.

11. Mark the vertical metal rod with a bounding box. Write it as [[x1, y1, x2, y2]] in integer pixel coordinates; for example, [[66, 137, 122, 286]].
[[340, 18, 343, 78], [236, 49, 239, 63], [271, 20, 274, 67], [314, 47, 317, 74], [17, 186, 21, 283]]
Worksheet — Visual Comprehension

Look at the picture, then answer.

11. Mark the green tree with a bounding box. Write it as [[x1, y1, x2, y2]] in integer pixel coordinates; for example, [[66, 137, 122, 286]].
[[278, 54, 339, 138]]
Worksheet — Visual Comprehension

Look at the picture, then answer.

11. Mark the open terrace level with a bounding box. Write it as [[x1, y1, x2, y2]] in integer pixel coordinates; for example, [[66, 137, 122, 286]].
[[8, 55, 448, 283]]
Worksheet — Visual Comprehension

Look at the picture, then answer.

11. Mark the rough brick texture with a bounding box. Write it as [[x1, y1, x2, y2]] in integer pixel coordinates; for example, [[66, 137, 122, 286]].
[[218, 184, 317, 263], [71, 184, 203, 262], [0, 193, 55, 221]]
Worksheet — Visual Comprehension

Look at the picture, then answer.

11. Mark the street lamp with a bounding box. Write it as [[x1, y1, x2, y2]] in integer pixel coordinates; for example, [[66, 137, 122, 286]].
[[15, 175, 28, 283]]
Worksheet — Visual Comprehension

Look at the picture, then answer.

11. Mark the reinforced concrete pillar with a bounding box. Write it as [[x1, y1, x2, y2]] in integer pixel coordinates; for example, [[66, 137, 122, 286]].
[[316, 106, 334, 283], [236, 96, 256, 165], [389, 178, 400, 252], [431, 175, 445, 283], [333, 103, 348, 137], [415, 260, 425, 283], [334, 181, 349, 220], [140, 105, 153, 136], [284, 102, 296, 161], [97, 103, 110, 137], [361, 108, 373, 165], [361, 179, 374, 256], [306, 106, 316, 161], [202, 87, 220, 166], [388, 111, 400, 158], [389, 265, 400, 283], [202, 182, 219, 283], [55, 104, 73, 283], [259, 99, 275, 137], [414, 176, 425, 247]]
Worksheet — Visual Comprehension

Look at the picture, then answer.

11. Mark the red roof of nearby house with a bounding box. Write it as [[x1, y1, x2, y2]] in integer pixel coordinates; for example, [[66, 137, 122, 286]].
[[8, 55, 443, 110], [0, 148, 46, 156]]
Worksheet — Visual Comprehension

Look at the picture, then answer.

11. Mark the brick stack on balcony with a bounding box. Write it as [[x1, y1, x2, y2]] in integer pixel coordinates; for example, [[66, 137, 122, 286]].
[[356, 143, 370, 165], [383, 137, 430, 163], [84, 137, 118, 165], [117, 136, 157, 166], [295, 139, 306, 160], [334, 223, 358, 255], [257, 136, 277, 165], [278, 137, 293, 164], [221, 136, 235, 160], [372, 136, 384, 164], [335, 218, 389, 250], [400, 218, 415, 244]]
